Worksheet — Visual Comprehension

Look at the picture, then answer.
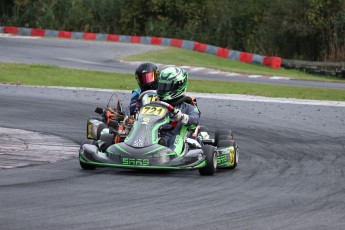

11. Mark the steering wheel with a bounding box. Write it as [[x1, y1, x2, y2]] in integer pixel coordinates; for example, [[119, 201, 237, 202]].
[[138, 90, 175, 111], [138, 90, 157, 101], [138, 90, 176, 116]]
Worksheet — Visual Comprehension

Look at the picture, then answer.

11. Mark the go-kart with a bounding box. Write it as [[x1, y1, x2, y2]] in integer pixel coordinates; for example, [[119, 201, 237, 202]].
[[79, 91, 239, 175], [85, 93, 132, 144], [86, 90, 159, 145]]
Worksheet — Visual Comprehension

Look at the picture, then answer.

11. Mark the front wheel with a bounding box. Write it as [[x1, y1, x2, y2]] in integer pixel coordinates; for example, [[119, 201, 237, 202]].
[[199, 145, 217, 176], [80, 161, 96, 170]]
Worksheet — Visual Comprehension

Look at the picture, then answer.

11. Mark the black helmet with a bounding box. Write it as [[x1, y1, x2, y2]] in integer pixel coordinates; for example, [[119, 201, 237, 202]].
[[135, 62, 159, 91]]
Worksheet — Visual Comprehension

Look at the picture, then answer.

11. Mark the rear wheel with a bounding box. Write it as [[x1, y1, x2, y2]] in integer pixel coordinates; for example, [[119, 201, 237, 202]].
[[79, 139, 97, 170], [217, 135, 233, 141], [199, 145, 217, 176], [215, 129, 233, 145], [217, 140, 238, 169], [96, 123, 108, 140], [99, 133, 115, 151]]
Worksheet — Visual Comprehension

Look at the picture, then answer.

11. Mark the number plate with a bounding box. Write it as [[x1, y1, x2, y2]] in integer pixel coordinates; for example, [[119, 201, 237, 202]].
[[140, 105, 166, 117]]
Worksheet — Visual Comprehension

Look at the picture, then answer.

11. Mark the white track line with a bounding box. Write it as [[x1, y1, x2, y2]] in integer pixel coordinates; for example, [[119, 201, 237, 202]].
[[0, 34, 41, 39]]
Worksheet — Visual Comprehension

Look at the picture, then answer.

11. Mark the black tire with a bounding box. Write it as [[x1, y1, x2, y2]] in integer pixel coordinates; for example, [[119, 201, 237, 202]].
[[99, 133, 114, 150], [217, 140, 238, 169], [80, 161, 96, 170], [199, 145, 217, 176], [217, 135, 234, 141], [217, 140, 235, 148], [216, 129, 232, 136], [96, 123, 108, 140], [79, 139, 96, 170], [215, 129, 233, 145]]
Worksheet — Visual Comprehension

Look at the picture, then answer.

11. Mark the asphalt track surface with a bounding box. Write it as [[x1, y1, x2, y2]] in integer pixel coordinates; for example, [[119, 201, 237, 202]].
[[1, 37, 345, 229], [1, 84, 345, 230], [1, 35, 345, 89]]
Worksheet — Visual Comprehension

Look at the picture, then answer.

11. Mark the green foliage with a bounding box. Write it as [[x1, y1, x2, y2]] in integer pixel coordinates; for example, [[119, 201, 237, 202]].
[[2, 0, 345, 61], [0, 0, 14, 25]]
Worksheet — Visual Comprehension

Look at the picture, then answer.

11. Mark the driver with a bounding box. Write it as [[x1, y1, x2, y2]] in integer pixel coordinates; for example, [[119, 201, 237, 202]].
[[157, 67, 200, 153], [130, 62, 160, 115]]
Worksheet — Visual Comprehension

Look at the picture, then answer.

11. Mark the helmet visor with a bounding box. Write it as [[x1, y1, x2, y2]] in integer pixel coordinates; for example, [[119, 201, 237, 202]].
[[157, 82, 173, 93], [137, 72, 156, 85]]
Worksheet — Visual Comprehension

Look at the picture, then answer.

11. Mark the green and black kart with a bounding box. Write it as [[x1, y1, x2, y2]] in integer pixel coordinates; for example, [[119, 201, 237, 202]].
[[79, 92, 238, 176]]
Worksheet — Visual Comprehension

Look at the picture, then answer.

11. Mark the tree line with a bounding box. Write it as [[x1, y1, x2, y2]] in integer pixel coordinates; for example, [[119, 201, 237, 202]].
[[1, 0, 345, 62]]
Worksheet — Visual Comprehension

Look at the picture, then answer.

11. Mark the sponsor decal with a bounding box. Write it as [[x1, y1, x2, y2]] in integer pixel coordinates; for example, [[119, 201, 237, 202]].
[[122, 158, 150, 166], [133, 139, 144, 147], [217, 155, 228, 164], [174, 135, 181, 145]]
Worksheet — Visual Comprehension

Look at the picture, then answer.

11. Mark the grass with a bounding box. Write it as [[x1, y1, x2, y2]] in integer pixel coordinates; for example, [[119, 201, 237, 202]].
[[0, 63, 137, 90], [123, 47, 345, 82], [1, 62, 344, 101]]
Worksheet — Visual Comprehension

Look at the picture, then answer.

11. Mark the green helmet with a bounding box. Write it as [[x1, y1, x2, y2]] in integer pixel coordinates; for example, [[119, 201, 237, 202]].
[[157, 67, 188, 101]]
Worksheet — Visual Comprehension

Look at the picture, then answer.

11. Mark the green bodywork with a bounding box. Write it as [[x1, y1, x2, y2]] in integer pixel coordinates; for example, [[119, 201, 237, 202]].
[[80, 156, 206, 170]]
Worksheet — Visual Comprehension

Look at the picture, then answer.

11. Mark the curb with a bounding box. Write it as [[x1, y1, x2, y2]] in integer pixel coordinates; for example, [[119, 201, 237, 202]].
[[0, 26, 282, 69], [0, 127, 79, 169]]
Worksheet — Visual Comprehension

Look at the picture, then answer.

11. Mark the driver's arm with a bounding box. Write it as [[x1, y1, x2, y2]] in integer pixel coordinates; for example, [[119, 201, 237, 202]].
[[184, 104, 200, 129], [129, 89, 140, 116]]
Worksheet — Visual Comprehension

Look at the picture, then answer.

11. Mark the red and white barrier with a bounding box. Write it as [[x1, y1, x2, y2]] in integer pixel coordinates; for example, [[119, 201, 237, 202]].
[[0, 26, 281, 69]]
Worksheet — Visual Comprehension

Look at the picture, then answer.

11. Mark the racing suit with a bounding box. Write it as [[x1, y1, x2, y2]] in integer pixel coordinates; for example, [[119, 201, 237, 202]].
[[129, 88, 141, 116], [161, 97, 200, 154]]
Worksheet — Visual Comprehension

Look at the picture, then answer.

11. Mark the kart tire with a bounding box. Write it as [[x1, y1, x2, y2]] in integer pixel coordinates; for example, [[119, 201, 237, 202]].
[[96, 123, 108, 140], [217, 135, 234, 141], [217, 140, 238, 169], [80, 161, 96, 170], [199, 145, 217, 176], [217, 140, 235, 148], [99, 133, 114, 150], [216, 129, 232, 136], [215, 129, 233, 145], [79, 139, 96, 170]]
